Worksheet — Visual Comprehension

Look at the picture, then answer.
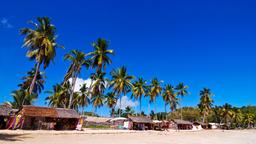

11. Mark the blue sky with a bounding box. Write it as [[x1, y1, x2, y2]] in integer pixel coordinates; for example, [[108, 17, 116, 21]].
[[0, 0, 255, 116]]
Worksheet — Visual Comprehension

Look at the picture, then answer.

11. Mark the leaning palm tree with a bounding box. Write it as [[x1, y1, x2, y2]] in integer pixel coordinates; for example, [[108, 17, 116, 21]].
[[148, 78, 162, 116], [175, 82, 188, 120], [20, 17, 62, 95], [198, 88, 214, 123], [79, 83, 90, 115], [132, 77, 148, 114], [162, 84, 176, 115], [64, 50, 90, 109], [88, 38, 114, 72], [110, 66, 134, 117], [105, 92, 117, 117]]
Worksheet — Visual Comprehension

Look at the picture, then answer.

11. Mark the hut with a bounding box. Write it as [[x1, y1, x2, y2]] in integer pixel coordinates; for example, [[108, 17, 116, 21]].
[[19, 105, 80, 130], [171, 119, 193, 130], [0, 105, 14, 129], [83, 116, 111, 128], [128, 116, 153, 130], [109, 117, 127, 129], [193, 121, 210, 129], [152, 120, 163, 130]]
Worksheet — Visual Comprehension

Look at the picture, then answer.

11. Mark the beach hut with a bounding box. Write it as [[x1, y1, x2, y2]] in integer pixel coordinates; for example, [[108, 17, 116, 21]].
[[19, 105, 80, 130], [171, 119, 193, 130], [193, 121, 210, 129], [128, 116, 153, 130], [0, 105, 14, 129], [109, 117, 127, 129], [153, 120, 163, 130], [83, 116, 111, 128]]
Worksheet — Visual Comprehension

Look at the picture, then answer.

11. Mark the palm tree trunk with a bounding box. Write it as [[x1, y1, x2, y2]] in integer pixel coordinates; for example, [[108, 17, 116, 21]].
[[165, 102, 167, 120], [29, 62, 40, 95], [140, 96, 142, 114], [180, 97, 183, 120], [203, 111, 206, 123], [68, 73, 77, 109], [119, 93, 122, 117]]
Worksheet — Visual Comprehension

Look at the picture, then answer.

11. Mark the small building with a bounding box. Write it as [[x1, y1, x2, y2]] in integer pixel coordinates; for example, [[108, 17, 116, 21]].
[[19, 105, 80, 130], [171, 119, 193, 130], [83, 116, 111, 128], [109, 117, 127, 129], [0, 106, 13, 129], [128, 116, 153, 130], [153, 120, 163, 130], [193, 121, 211, 129], [208, 123, 219, 129]]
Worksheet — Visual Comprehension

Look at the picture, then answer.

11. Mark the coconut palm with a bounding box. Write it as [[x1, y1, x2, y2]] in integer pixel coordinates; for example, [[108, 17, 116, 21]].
[[79, 83, 90, 115], [91, 71, 107, 98], [132, 77, 148, 113], [198, 88, 214, 123], [7, 90, 37, 109], [64, 50, 90, 109], [91, 94, 105, 113], [162, 84, 176, 115], [219, 103, 233, 126], [110, 66, 134, 117], [175, 82, 189, 120], [148, 78, 162, 116], [233, 110, 244, 128], [20, 17, 62, 95], [88, 38, 114, 72], [105, 92, 117, 117], [244, 113, 255, 128]]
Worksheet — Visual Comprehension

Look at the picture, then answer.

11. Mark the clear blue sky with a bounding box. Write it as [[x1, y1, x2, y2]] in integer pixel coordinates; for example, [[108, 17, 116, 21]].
[[0, 0, 255, 116]]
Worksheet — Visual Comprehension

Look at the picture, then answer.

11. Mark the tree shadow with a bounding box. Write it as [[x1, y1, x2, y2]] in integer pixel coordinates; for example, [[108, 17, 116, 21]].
[[0, 134, 30, 142]]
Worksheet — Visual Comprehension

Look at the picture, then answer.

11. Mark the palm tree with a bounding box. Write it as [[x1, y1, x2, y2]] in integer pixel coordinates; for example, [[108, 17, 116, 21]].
[[79, 84, 90, 115], [244, 113, 255, 128], [91, 94, 105, 113], [91, 71, 107, 98], [175, 82, 188, 120], [18, 68, 45, 96], [198, 88, 214, 123], [219, 103, 233, 126], [88, 38, 114, 72], [148, 78, 162, 117], [162, 84, 176, 117], [132, 77, 148, 114], [233, 110, 244, 128], [20, 17, 62, 95], [110, 66, 134, 117], [105, 92, 117, 117], [64, 50, 90, 109], [7, 90, 37, 109]]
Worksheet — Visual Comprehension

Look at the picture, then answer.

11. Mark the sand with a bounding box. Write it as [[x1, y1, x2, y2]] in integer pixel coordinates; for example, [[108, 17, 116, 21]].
[[0, 129, 255, 144]]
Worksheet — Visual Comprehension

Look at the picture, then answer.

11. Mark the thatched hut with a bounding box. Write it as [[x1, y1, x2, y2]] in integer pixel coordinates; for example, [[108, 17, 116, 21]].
[[0, 106, 15, 129], [128, 116, 153, 130], [193, 121, 210, 129], [83, 116, 111, 128], [171, 119, 193, 130], [19, 105, 80, 130]]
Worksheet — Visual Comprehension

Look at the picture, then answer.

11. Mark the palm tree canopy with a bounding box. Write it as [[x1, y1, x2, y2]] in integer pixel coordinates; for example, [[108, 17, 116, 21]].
[[132, 77, 148, 100], [105, 92, 117, 108], [110, 66, 134, 95], [198, 88, 214, 113], [79, 83, 90, 107], [175, 82, 189, 97], [64, 50, 90, 81], [88, 38, 114, 71], [20, 17, 62, 68], [148, 78, 162, 103]]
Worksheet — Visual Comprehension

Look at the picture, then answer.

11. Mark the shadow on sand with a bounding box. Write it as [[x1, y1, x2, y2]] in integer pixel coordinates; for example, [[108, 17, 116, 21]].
[[0, 134, 30, 142]]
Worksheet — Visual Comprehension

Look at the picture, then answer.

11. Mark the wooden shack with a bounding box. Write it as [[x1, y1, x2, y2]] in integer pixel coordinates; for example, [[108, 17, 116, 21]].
[[171, 119, 193, 130], [19, 105, 80, 130], [128, 116, 153, 130]]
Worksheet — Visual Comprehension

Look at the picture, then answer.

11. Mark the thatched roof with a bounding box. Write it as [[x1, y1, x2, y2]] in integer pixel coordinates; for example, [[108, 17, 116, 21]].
[[172, 119, 193, 125], [128, 116, 152, 123], [0, 106, 12, 116], [20, 105, 79, 119], [83, 116, 111, 123]]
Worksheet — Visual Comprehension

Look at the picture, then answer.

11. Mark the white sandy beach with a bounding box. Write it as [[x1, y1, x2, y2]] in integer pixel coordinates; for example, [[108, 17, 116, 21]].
[[0, 129, 256, 144]]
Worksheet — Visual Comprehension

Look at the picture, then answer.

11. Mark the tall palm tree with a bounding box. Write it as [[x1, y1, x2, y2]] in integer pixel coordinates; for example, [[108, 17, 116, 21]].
[[198, 88, 214, 123], [88, 38, 114, 72], [91, 71, 107, 98], [244, 113, 255, 128], [219, 103, 233, 126], [175, 82, 189, 120], [64, 50, 90, 109], [148, 78, 162, 117], [162, 84, 176, 115], [132, 77, 148, 114], [7, 90, 37, 109], [20, 17, 62, 95], [79, 83, 90, 115], [105, 92, 117, 117], [110, 66, 134, 117]]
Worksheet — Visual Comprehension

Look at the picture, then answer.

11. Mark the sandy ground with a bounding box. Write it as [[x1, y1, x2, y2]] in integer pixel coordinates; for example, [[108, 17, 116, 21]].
[[0, 129, 256, 144]]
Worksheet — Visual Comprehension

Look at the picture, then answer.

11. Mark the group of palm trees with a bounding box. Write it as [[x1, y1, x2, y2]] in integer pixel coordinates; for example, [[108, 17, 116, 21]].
[[5, 17, 194, 119], [5, 16, 235, 125]]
